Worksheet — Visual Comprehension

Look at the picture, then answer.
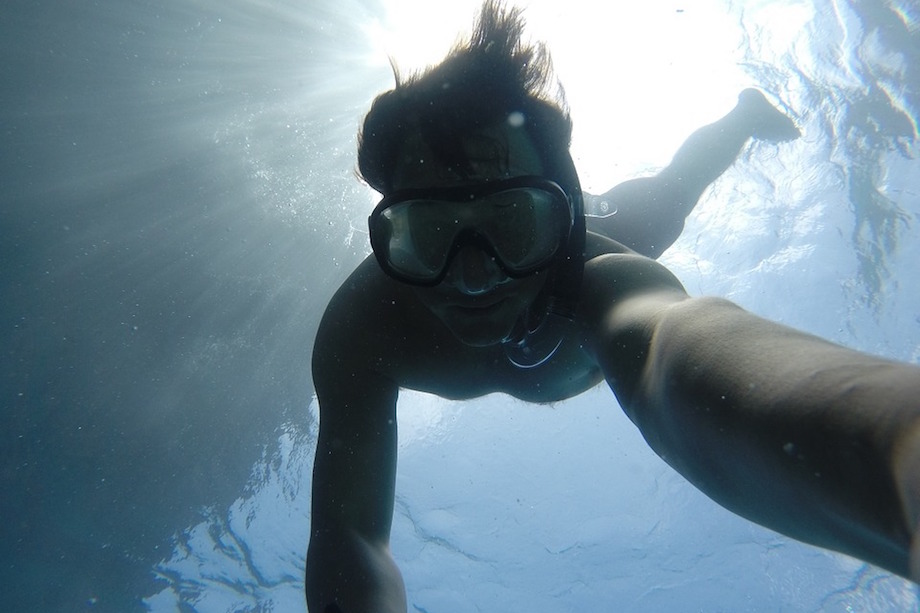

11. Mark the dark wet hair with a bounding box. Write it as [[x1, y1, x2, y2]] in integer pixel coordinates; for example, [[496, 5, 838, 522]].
[[359, 1, 585, 328], [357, 0, 575, 195]]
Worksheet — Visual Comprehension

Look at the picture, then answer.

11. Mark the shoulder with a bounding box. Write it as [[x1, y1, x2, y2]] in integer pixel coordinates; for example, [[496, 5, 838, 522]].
[[316, 256, 413, 334], [313, 256, 476, 392], [314, 258, 423, 376], [573, 239, 692, 408], [581, 231, 686, 296], [576, 236, 689, 338], [584, 229, 634, 259]]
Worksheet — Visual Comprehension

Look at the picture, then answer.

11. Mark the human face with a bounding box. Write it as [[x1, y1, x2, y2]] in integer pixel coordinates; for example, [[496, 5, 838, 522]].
[[391, 119, 552, 347]]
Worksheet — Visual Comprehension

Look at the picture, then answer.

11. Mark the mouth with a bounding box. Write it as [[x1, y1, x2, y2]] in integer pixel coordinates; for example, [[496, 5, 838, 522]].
[[448, 297, 509, 313]]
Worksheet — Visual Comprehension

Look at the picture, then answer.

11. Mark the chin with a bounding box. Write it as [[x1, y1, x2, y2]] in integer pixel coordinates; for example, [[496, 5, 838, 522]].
[[417, 279, 545, 348], [449, 326, 509, 347]]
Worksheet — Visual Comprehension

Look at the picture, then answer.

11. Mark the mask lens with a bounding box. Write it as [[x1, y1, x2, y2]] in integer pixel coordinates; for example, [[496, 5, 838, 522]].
[[377, 200, 460, 281], [480, 188, 562, 271], [369, 177, 571, 285]]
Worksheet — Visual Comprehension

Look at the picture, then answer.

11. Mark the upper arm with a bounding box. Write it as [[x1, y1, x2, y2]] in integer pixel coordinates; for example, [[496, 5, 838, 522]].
[[310, 291, 400, 543], [578, 252, 689, 415]]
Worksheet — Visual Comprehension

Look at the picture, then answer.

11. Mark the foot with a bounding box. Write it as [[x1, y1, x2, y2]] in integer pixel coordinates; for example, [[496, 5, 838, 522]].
[[738, 88, 801, 142]]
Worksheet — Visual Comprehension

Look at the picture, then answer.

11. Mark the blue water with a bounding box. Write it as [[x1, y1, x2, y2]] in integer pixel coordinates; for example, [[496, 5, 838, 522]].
[[2, 0, 918, 611]]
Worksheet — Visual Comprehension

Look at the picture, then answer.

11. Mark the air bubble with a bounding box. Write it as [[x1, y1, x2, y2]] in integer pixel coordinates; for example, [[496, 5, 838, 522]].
[[507, 111, 525, 127]]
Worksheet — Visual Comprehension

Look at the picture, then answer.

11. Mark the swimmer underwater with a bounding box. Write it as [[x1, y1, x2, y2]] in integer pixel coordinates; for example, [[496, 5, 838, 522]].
[[306, 2, 920, 610]]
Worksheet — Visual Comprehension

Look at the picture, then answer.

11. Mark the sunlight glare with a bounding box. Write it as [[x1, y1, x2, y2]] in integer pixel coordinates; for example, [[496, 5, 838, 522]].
[[368, 1, 752, 190]]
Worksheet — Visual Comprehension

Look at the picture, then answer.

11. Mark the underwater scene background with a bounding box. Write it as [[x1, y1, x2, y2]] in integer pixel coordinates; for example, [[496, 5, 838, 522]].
[[2, 0, 918, 610]]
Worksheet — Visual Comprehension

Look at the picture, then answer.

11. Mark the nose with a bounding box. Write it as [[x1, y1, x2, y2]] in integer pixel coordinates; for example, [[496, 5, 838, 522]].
[[443, 245, 511, 295]]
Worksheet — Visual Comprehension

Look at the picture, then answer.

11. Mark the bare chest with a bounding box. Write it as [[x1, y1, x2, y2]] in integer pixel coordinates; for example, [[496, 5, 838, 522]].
[[392, 332, 605, 403]]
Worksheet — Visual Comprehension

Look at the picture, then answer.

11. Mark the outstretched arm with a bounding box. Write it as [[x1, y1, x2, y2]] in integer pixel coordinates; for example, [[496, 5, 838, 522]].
[[307, 304, 407, 613], [582, 254, 920, 578], [586, 89, 800, 257]]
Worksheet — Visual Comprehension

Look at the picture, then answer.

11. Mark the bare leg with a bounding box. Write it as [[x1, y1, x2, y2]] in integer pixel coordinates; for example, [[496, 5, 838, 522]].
[[586, 89, 800, 258]]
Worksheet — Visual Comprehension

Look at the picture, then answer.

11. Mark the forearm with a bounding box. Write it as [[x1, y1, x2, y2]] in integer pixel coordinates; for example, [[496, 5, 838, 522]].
[[614, 297, 920, 577], [307, 482, 407, 613], [306, 362, 406, 611], [306, 527, 407, 613], [307, 433, 406, 612]]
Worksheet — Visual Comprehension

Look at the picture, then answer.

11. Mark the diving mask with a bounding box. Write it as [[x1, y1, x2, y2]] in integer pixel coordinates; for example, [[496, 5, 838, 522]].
[[368, 175, 574, 286]]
